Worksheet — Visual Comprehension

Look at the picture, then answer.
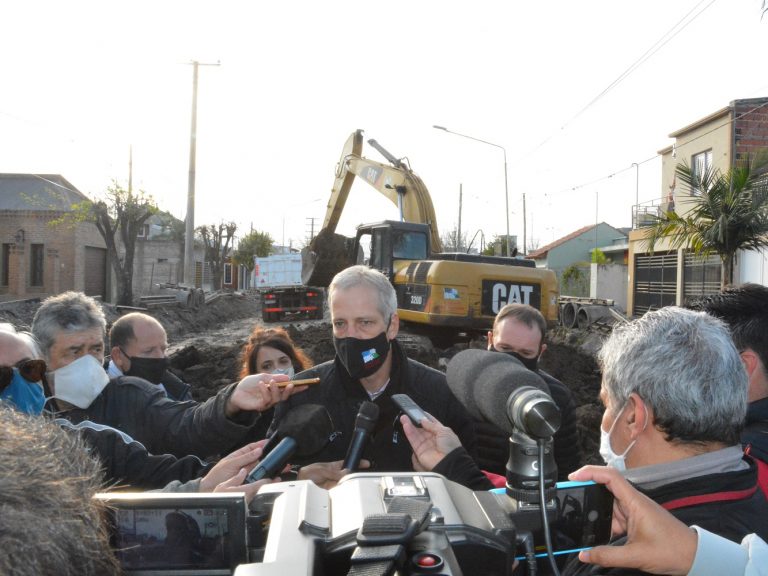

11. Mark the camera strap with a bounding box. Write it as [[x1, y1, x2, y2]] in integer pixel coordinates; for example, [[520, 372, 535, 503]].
[[346, 497, 432, 576]]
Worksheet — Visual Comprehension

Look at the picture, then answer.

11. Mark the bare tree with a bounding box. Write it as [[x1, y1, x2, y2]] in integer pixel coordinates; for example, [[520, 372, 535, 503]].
[[440, 227, 468, 252], [197, 222, 238, 290], [60, 181, 156, 305]]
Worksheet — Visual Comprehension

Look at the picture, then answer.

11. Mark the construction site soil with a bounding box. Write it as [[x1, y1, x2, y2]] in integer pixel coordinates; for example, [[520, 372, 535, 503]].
[[1, 292, 605, 465]]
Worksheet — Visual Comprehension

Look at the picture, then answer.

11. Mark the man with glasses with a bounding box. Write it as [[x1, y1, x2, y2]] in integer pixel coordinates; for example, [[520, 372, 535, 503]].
[[0, 322, 277, 496], [31, 291, 305, 459]]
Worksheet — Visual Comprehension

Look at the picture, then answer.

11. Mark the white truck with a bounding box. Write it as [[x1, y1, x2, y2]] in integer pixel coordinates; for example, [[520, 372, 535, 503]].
[[253, 254, 324, 322]]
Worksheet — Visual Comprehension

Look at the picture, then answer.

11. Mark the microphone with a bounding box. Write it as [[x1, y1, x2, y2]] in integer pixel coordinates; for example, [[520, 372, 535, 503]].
[[246, 437, 297, 483], [261, 404, 332, 459], [342, 401, 380, 471], [446, 349, 561, 438], [245, 403, 334, 484]]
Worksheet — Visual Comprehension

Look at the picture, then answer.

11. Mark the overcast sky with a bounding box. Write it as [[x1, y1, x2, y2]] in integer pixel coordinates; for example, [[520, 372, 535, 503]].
[[2, 0, 767, 252]]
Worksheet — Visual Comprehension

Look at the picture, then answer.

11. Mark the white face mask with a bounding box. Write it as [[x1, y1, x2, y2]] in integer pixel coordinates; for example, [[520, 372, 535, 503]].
[[270, 366, 295, 380], [50, 354, 109, 409], [599, 400, 647, 471]]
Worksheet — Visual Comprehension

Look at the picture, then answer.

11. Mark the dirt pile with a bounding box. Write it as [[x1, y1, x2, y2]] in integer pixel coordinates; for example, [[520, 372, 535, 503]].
[[0, 293, 605, 465]]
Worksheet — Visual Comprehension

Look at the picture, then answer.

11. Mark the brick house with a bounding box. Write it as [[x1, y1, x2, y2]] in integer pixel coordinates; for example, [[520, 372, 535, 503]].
[[0, 174, 195, 304], [0, 174, 110, 302], [627, 97, 768, 316]]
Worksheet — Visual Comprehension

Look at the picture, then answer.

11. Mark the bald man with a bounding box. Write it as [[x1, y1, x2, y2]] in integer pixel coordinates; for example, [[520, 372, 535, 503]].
[[107, 312, 192, 401]]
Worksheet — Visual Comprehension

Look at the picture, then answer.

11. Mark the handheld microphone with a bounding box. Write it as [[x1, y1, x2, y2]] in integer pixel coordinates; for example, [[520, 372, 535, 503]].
[[245, 403, 334, 484], [342, 401, 380, 471], [261, 404, 332, 459], [246, 437, 297, 483]]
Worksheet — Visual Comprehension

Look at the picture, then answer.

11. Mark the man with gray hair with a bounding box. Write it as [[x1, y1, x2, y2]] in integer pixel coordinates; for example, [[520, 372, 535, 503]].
[[32, 291, 305, 459], [271, 265, 476, 475], [564, 306, 767, 575]]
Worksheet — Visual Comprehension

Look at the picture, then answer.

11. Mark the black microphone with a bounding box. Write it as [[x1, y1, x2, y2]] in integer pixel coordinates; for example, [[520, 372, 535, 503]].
[[245, 404, 334, 484], [261, 404, 332, 459], [342, 401, 380, 471], [446, 349, 561, 438], [246, 437, 297, 483]]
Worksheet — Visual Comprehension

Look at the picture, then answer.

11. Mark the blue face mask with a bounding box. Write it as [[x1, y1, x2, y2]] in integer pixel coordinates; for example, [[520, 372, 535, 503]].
[[0, 368, 46, 415]]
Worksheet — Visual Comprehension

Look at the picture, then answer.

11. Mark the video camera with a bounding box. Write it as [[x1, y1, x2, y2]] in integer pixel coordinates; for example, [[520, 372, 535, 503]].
[[98, 471, 611, 576]]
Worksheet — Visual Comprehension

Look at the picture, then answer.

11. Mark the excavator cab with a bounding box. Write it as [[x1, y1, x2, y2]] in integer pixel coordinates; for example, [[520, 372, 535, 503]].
[[354, 221, 430, 282]]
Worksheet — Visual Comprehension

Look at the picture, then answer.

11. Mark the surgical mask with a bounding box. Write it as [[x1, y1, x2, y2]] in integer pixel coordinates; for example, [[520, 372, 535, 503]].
[[50, 354, 109, 409], [495, 348, 539, 372], [333, 332, 390, 380], [599, 400, 647, 471], [123, 352, 171, 384], [0, 368, 46, 415], [270, 366, 295, 380]]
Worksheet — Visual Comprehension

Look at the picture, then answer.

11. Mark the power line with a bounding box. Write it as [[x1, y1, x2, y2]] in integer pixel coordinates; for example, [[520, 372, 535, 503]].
[[520, 0, 719, 162], [544, 98, 768, 199]]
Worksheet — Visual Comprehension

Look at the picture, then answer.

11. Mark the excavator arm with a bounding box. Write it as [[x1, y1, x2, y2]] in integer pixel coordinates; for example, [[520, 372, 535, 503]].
[[303, 130, 443, 286], [321, 130, 443, 252]]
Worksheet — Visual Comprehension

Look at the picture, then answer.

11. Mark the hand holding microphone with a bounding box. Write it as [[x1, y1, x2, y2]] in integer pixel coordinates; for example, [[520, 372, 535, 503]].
[[342, 401, 380, 472], [245, 403, 334, 484]]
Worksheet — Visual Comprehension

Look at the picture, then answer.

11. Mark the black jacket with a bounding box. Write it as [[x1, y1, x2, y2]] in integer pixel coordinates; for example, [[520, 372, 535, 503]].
[[563, 457, 768, 576], [56, 418, 210, 490], [52, 376, 260, 459], [474, 370, 582, 481], [270, 340, 477, 473], [433, 447, 494, 491], [160, 370, 194, 402], [744, 396, 768, 462]]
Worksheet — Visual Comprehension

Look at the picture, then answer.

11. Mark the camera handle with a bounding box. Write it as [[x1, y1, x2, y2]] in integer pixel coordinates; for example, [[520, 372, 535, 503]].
[[346, 496, 433, 576]]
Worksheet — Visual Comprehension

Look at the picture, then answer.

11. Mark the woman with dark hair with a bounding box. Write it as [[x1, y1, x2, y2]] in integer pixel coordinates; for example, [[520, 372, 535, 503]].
[[239, 327, 313, 380]]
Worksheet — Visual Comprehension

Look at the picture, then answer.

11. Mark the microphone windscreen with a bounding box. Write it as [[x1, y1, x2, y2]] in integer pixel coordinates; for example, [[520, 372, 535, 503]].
[[446, 349, 550, 434], [278, 403, 334, 457], [355, 401, 380, 433]]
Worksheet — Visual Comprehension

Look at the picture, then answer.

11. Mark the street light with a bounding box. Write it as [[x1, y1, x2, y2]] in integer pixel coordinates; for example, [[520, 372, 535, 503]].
[[433, 125, 514, 257]]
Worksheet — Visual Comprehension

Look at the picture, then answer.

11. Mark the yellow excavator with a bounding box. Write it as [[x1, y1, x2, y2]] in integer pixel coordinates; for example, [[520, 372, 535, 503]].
[[302, 130, 558, 339]]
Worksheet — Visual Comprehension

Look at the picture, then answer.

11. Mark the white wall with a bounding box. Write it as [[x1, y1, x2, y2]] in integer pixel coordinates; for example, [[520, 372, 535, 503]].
[[738, 248, 768, 286], [590, 263, 628, 312]]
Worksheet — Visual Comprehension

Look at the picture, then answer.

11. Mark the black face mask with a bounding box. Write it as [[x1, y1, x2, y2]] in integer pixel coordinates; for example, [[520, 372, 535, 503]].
[[124, 353, 171, 384], [333, 332, 391, 380], [493, 347, 539, 372]]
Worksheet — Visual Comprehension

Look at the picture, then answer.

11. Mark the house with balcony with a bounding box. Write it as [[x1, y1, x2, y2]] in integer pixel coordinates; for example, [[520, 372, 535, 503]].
[[627, 97, 768, 316]]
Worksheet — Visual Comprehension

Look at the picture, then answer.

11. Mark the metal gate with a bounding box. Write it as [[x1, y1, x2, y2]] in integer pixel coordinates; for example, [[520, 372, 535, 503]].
[[683, 252, 721, 304], [633, 251, 677, 316], [84, 246, 107, 298]]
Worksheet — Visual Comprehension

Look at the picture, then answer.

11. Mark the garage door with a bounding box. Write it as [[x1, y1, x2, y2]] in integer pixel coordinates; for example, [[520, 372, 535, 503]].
[[84, 246, 107, 298], [634, 251, 677, 316]]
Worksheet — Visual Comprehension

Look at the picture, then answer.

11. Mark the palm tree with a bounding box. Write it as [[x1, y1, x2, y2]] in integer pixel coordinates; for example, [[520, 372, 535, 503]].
[[642, 153, 768, 289]]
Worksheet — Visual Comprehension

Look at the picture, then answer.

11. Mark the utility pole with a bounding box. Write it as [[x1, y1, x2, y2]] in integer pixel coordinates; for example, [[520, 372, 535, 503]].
[[457, 183, 463, 252], [522, 192, 527, 256], [433, 126, 511, 257], [183, 60, 220, 286]]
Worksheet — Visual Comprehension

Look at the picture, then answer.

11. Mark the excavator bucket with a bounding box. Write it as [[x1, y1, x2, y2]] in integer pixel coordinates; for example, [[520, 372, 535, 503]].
[[301, 228, 356, 286]]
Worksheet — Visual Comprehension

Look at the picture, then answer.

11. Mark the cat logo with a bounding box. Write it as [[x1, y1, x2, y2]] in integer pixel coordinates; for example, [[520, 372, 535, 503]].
[[481, 280, 541, 315]]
